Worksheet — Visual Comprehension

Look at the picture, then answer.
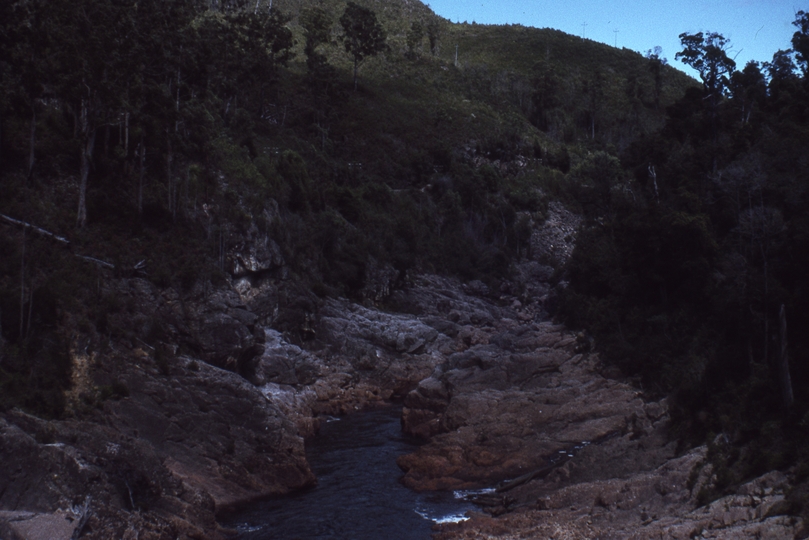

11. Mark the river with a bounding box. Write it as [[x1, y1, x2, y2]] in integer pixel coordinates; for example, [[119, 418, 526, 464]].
[[220, 405, 479, 539]]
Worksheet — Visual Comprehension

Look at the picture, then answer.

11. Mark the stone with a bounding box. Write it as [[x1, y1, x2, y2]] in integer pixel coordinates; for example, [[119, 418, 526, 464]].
[[2, 258, 803, 540], [0, 510, 81, 540], [253, 329, 321, 386], [229, 223, 285, 278]]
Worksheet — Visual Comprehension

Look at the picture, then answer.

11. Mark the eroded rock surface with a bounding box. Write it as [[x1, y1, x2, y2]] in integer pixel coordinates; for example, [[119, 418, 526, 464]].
[[0, 272, 470, 539], [0, 248, 802, 539], [0, 346, 314, 539], [390, 274, 661, 493], [383, 273, 803, 538], [531, 201, 581, 267], [434, 453, 801, 539]]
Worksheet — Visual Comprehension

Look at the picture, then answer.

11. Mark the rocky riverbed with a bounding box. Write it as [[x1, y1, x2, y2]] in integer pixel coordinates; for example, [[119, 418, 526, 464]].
[[0, 204, 804, 539]]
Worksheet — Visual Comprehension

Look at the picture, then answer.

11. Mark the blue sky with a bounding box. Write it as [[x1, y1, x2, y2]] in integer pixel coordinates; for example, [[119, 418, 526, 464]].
[[423, 0, 804, 77]]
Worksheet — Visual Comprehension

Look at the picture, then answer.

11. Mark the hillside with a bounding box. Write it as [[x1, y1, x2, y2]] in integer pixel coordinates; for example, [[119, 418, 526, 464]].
[[0, 0, 693, 378], [2, 0, 809, 537]]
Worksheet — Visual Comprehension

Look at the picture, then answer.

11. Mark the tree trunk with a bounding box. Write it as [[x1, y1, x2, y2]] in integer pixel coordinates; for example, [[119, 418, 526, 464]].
[[26, 288, 34, 341], [124, 112, 130, 156], [166, 132, 174, 218], [138, 141, 145, 216], [77, 98, 96, 228], [27, 105, 36, 181], [0, 306, 5, 352], [648, 165, 659, 203], [19, 228, 26, 339], [0, 112, 4, 174], [0, 214, 70, 244], [778, 304, 794, 409]]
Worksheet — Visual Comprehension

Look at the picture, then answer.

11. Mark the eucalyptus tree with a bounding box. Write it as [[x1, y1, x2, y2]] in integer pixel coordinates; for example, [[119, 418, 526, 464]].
[[676, 32, 736, 98], [645, 46, 667, 110], [301, 6, 332, 70], [529, 61, 559, 132], [792, 10, 809, 77], [43, 0, 136, 226], [301, 5, 337, 140], [3, 0, 52, 182], [426, 17, 442, 56], [729, 61, 766, 125], [764, 50, 800, 108], [675, 32, 736, 172], [194, 9, 292, 118], [339, 2, 387, 90], [406, 21, 424, 58]]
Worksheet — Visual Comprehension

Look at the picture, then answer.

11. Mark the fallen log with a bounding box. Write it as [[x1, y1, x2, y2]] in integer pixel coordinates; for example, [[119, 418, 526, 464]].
[[76, 255, 115, 269], [0, 213, 148, 272], [0, 212, 70, 245]]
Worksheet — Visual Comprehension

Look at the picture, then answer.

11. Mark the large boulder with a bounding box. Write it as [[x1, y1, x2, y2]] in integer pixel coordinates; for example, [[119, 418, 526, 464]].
[[110, 278, 265, 373], [172, 288, 265, 372], [253, 329, 322, 386], [228, 219, 285, 278]]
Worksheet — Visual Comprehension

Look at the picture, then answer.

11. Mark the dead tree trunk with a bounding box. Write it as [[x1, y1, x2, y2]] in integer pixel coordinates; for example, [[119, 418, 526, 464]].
[[19, 228, 26, 339], [166, 133, 174, 218], [27, 105, 36, 181], [124, 112, 130, 157], [778, 304, 794, 409], [137, 141, 145, 216], [648, 165, 659, 203], [0, 213, 70, 244], [26, 288, 34, 341]]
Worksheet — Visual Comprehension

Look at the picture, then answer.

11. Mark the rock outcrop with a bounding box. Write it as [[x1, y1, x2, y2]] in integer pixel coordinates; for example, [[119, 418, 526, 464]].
[[383, 273, 804, 538], [0, 217, 802, 539], [0, 271, 466, 539], [434, 454, 802, 539], [387, 273, 662, 493], [0, 344, 314, 540]]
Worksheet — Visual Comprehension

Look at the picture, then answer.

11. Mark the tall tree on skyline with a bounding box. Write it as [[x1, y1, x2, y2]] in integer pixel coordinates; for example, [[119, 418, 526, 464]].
[[676, 31, 736, 172], [339, 2, 386, 91]]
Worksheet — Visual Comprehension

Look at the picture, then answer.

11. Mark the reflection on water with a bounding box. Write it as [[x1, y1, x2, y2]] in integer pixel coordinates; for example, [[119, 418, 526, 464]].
[[221, 406, 475, 539]]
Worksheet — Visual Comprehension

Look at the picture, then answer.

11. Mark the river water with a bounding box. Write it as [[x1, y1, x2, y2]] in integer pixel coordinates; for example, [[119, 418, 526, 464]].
[[221, 405, 479, 539]]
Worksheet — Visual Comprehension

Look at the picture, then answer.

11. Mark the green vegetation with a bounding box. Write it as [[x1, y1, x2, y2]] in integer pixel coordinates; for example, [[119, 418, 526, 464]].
[[0, 0, 684, 311], [560, 12, 809, 511], [2, 0, 808, 514], [340, 2, 387, 89]]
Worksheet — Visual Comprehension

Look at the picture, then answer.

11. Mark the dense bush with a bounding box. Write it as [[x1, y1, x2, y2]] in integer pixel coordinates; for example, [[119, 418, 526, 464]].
[[559, 13, 809, 505]]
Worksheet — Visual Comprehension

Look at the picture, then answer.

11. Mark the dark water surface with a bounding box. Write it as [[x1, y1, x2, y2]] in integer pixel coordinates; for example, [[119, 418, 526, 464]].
[[221, 406, 478, 539]]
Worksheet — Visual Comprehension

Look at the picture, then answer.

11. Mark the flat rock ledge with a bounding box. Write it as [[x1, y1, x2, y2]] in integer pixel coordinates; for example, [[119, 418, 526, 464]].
[[384, 276, 804, 539], [434, 462, 801, 539]]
